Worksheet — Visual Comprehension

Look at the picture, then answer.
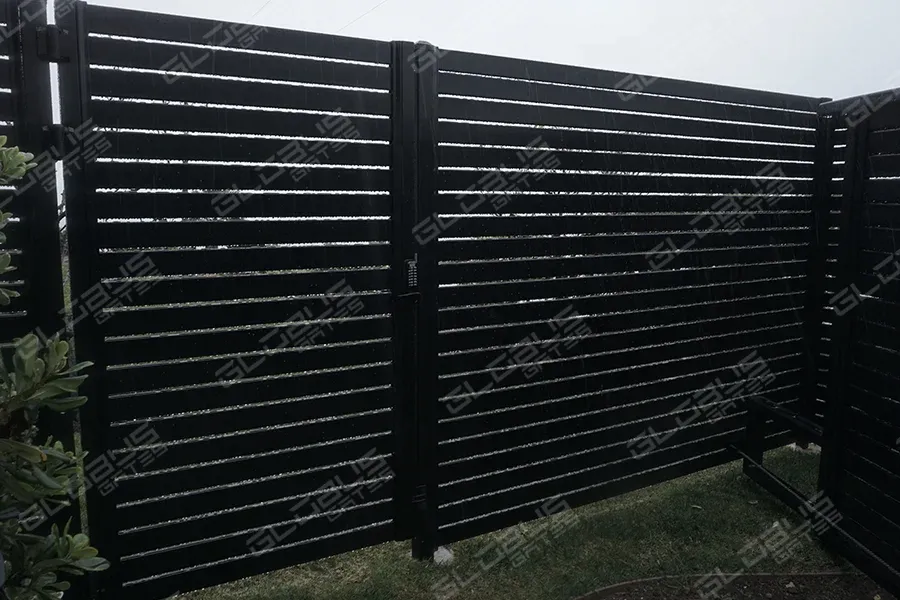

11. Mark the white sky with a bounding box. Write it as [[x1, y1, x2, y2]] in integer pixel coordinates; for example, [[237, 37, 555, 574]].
[[89, 0, 900, 102]]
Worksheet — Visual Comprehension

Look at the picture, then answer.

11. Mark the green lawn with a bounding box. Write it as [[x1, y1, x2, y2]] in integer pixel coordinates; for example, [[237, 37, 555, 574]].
[[181, 447, 845, 600]]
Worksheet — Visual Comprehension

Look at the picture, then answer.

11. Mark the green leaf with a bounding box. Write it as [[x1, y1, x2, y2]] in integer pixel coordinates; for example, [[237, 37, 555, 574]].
[[32, 357, 46, 381], [45, 375, 88, 394], [72, 557, 109, 571], [55, 361, 93, 377], [30, 465, 65, 490], [0, 286, 18, 305], [43, 395, 89, 412], [0, 438, 46, 462]]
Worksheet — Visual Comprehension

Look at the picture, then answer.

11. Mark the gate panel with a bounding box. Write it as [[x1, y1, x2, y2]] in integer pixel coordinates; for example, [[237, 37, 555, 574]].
[[431, 50, 821, 544], [58, 4, 396, 598]]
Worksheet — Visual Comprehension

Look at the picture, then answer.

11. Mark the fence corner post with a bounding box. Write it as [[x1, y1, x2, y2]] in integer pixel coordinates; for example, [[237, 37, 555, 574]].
[[799, 107, 834, 430], [817, 109, 869, 502]]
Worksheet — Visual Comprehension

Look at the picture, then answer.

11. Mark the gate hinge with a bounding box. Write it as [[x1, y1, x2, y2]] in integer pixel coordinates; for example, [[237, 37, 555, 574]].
[[42, 124, 75, 157], [36, 25, 70, 63]]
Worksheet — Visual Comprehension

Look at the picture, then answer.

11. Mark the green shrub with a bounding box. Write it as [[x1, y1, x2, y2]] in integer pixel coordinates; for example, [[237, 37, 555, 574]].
[[0, 139, 108, 599]]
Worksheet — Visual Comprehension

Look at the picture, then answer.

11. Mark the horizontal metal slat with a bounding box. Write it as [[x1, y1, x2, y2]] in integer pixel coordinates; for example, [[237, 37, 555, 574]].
[[440, 286, 805, 331], [440, 170, 815, 196], [843, 474, 900, 535], [438, 72, 817, 129], [435, 445, 734, 544], [95, 219, 390, 248], [108, 314, 392, 363], [439, 412, 760, 504], [438, 213, 811, 238], [439, 293, 805, 353], [92, 99, 391, 139], [836, 495, 900, 565], [438, 261, 807, 306], [868, 154, 900, 178], [106, 361, 392, 420], [88, 35, 390, 90], [93, 192, 392, 219], [440, 247, 807, 285], [113, 385, 392, 445], [102, 267, 389, 306], [440, 146, 814, 178], [113, 411, 394, 503], [437, 348, 803, 453], [438, 228, 812, 261], [434, 193, 812, 215], [119, 483, 392, 564], [843, 452, 900, 507], [440, 360, 799, 445], [869, 127, 900, 156], [104, 293, 392, 337], [99, 132, 390, 165], [440, 316, 803, 377], [90, 163, 389, 192], [114, 416, 392, 485], [439, 384, 800, 481], [437, 431, 741, 532], [437, 50, 821, 112], [439, 122, 817, 162], [852, 343, 900, 380], [99, 244, 391, 278], [439, 97, 814, 145], [121, 521, 392, 598], [846, 408, 900, 453], [90, 67, 389, 115], [86, 4, 391, 63], [869, 101, 900, 131], [107, 339, 392, 395]]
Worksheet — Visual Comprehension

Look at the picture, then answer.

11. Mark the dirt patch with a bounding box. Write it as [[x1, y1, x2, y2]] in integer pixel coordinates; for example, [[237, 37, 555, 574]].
[[580, 573, 895, 600]]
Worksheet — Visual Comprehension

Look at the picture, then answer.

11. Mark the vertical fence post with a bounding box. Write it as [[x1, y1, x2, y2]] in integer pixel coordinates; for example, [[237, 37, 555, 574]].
[[390, 40, 440, 559], [4, 0, 65, 340], [56, 3, 119, 599], [5, 0, 67, 411], [800, 110, 835, 428], [389, 40, 418, 542], [412, 40, 440, 560], [818, 114, 868, 503]]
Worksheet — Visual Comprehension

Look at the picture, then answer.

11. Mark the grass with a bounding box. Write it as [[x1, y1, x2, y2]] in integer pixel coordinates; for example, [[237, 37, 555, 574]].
[[181, 447, 845, 600]]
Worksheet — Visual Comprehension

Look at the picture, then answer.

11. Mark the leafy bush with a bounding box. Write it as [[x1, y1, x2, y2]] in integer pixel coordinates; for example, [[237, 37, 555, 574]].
[[0, 139, 108, 599]]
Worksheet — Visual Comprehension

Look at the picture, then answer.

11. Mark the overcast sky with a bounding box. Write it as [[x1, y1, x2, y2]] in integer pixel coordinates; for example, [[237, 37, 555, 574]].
[[90, 0, 898, 102]]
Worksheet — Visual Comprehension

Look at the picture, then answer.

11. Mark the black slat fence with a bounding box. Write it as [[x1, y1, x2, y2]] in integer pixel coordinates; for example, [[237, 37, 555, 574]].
[[0, 0, 894, 598]]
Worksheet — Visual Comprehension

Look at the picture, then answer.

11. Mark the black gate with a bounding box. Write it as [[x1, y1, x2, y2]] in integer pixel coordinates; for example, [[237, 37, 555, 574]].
[[2, 0, 899, 598]]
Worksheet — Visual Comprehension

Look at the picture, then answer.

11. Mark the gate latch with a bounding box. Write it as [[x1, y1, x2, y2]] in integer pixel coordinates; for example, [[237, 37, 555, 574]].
[[405, 258, 418, 289]]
